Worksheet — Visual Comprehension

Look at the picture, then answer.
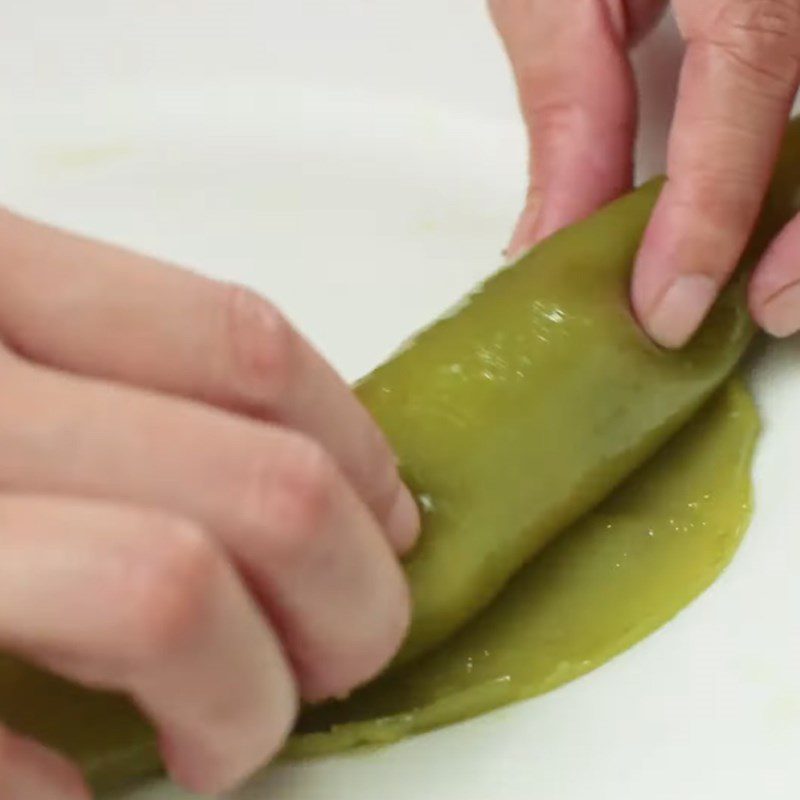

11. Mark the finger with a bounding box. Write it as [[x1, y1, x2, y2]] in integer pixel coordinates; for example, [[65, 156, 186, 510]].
[[0, 352, 411, 701], [0, 726, 91, 800], [0, 211, 419, 553], [490, 0, 648, 260], [632, 0, 800, 348], [749, 212, 800, 336], [625, 0, 672, 45], [0, 495, 297, 795]]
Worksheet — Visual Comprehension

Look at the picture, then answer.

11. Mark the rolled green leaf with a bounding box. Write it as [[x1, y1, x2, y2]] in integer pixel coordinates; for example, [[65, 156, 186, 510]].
[[365, 118, 800, 663]]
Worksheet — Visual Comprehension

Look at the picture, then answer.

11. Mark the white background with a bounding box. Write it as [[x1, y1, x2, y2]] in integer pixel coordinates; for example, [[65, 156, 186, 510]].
[[1, 3, 799, 799]]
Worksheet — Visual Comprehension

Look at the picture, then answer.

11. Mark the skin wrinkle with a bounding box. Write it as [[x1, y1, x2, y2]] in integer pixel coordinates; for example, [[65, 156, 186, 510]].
[[680, 2, 800, 101], [494, 0, 800, 343], [646, 0, 800, 342], [760, 277, 800, 305]]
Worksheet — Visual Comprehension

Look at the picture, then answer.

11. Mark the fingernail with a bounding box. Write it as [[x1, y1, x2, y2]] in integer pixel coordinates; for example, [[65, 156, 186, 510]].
[[385, 485, 421, 554], [505, 197, 542, 264], [643, 274, 719, 349], [760, 282, 800, 338]]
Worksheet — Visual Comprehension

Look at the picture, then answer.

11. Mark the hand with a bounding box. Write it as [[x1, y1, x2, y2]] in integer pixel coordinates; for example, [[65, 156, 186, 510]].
[[490, 0, 800, 347], [0, 209, 419, 797]]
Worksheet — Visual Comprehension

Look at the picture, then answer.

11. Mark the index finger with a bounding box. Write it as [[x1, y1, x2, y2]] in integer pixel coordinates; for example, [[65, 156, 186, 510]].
[[0, 210, 419, 553], [631, 0, 800, 348]]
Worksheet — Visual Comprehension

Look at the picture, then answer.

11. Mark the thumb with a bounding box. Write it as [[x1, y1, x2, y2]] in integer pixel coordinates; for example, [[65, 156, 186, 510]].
[[489, 0, 659, 261]]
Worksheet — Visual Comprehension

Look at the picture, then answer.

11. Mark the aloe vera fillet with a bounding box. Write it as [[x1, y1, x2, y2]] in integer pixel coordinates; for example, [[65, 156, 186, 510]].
[[373, 117, 800, 663], [291, 379, 758, 752], [367, 188, 747, 663], [0, 120, 799, 794]]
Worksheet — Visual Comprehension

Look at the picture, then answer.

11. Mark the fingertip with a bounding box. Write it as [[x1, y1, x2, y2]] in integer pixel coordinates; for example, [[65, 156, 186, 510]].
[[161, 688, 296, 797], [505, 185, 607, 265], [636, 0, 800, 343], [749, 220, 800, 338], [302, 550, 411, 704], [386, 484, 421, 555], [631, 178, 737, 349], [0, 730, 92, 800], [505, 196, 544, 264], [635, 272, 720, 349], [505, 143, 635, 265], [753, 282, 800, 338]]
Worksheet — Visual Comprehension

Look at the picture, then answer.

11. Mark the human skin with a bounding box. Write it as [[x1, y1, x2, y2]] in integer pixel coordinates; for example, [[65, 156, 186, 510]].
[[0, 209, 420, 798], [489, 0, 800, 346]]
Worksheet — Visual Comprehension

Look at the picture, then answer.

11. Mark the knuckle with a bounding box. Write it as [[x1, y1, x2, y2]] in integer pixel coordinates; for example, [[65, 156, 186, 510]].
[[119, 519, 219, 666], [221, 282, 298, 407], [678, 167, 756, 228], [520, 97, 581, 179], [523, 93, 633, 169], [245, 435, 338, 556], [710, 0, 800, 91], [526, 97, 581, 138]]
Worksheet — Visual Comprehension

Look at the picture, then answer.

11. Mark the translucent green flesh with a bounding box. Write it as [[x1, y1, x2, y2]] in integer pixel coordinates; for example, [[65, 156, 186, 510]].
[[360, 179, 754, 666], [290, 380, 758, 754]]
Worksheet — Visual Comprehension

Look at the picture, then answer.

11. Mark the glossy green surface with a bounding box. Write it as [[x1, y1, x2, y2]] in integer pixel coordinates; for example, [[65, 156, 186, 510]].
[[0, 120, 798, 794], [290, 380, 758, 753], [361, 116, 800, 664], [361, 178, 754, 664]]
